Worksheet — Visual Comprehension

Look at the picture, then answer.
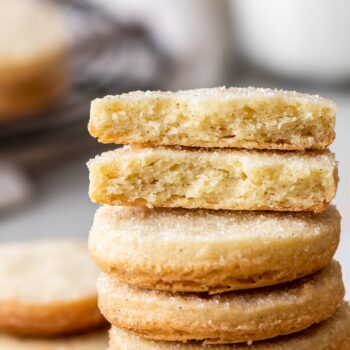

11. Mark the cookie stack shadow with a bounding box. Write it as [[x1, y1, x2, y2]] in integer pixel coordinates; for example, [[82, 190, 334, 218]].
[[87, 87, 350, 349]]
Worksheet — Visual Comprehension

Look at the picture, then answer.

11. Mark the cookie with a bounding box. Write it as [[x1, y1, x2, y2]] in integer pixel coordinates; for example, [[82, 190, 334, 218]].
[[0, 77, 65, 118], [88, 146, 338, 212], [0, 0, 67, 119], [98, 261, 344, 344], [89, 205, 340, 293], [0, 0, 67, 84], [88, 87, 336, 150], [0, 240, 106, 336], [0, 330, 108, 350], [108, 303, 350, 349]]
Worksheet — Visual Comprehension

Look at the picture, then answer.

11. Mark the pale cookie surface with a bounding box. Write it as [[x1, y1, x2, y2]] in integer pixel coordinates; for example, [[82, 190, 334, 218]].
[[0, 330, 108, 350], [0, 240, 106, 336], [108, 303, 350, 350], [98, 261, 344, 344], [90, 205, 340, 293], [88, 146, 338, 212], [89, 87, 336, 150]]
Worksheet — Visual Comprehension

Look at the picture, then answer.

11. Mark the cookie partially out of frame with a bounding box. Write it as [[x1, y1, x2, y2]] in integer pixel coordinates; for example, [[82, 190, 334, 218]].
[[0, 0, 68, 120], [98, 261, 344, 344], [89, 205, 340, 293], [89, 87, 336, 150], [0, 330, 108, 350], [88, 146, 338, 212], [108, 303, 350, 349], [0, 0, 67, 84], [0, 240, 106, 336], [0, 75, 65, 119]]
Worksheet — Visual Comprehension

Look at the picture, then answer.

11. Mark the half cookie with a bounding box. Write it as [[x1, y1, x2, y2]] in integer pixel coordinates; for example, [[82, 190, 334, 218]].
[[90, 205, 340, 293], [108, 303, 350, 349], [0, 240, 106, 336], [88, 146, 338, 212], [98, 261, 344, 344], [0, 330, 108, 350], [89, 87, 336, 150]]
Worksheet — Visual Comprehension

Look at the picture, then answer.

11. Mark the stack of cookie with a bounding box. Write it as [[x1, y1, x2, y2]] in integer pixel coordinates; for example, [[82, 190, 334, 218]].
[[0, 240, 108, 349], [87, 87, 349, 349]]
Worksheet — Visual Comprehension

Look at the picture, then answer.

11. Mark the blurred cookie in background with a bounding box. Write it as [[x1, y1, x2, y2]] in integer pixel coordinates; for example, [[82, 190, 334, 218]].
[[0, 0, 69, 120], [0, 240, 106, 336], [0, 331, 108, 350]]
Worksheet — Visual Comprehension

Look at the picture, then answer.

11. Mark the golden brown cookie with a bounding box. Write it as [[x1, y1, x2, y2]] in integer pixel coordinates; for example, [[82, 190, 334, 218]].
[[0, 77, 65, 118], [98, 261, 344, 344], [88, 146, 338, 212], [108, 303, 350, 349], [89, 87, 336, 150], [0, 330, 108, 350], [0, 240, 106, 336], [89, 205, 340, 293]]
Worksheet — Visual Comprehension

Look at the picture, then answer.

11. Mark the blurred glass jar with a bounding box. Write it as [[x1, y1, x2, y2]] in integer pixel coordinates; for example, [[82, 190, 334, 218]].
[[87, 0, 232, 89], [231, 0, 350, 83]]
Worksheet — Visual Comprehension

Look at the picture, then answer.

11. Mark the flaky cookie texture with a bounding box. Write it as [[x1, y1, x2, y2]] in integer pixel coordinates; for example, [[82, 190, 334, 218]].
[[90, 205, 340, 293], [0, 240, 106, 336], [98, 261, 344, 344], [0, 330, 108, 350], [89, 87, 336, 150], [108, 303, 350, 350], [88, 146, 338, 212]]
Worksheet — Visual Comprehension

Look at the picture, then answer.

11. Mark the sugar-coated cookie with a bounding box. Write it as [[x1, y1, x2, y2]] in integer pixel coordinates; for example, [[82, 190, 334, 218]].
[[90, 205, 340, 293], [108, 303, 350, 349], [98, 262, 344, 344], [0, 240, 106, 336], [88, 146, 338, 212], [89, 87, 335, 150]]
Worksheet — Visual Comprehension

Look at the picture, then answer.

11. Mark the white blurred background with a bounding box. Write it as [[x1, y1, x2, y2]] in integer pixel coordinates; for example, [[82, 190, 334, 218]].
[[0, 0, 348, 298]]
